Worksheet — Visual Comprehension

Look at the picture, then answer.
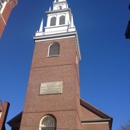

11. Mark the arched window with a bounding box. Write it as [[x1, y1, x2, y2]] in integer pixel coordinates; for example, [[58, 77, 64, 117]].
[[0, 3, 2, 11], [48, 42, 60, 57], [0, 110, 2, 118], [39, 115, 56, 130], [59, 6, 62, 10], [50, 17, 56, 26], [0, 0, 5, 11], [59, 16, 65, 25]]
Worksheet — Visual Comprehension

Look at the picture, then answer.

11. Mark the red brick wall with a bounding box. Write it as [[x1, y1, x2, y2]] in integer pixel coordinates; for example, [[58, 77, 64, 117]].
[[80, 105, 102, 120], [2, 2, 11, 23], [20, 37, 81, 130], [0, 101, 10, 130], [20, 37, 111, 130]]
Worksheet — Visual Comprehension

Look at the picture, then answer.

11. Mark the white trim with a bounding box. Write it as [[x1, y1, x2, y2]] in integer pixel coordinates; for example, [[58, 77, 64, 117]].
[[0, 1, 7, 14], [47, 42, 60, 57], [44, 24, 67, 29], [35, 35, 75, 42], [39, 115, 56, 130], [0, 14, 6, 25], [0, 111, 2, 118], [82, 122, 109, 125]]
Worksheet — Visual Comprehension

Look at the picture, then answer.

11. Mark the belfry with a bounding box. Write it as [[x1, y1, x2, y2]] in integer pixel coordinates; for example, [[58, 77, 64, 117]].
[[8, 0, 113, 130]]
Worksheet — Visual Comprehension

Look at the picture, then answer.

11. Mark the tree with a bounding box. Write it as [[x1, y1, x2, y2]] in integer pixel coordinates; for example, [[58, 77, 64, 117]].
[[119, 120, 130, 130]]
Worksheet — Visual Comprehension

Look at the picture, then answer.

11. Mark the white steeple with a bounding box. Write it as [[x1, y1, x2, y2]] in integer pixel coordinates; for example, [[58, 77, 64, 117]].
[[35, 0, 76, 36]]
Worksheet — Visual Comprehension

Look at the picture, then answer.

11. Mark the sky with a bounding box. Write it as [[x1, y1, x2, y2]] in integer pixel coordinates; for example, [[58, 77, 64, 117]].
[[0, 0, 130, 130]]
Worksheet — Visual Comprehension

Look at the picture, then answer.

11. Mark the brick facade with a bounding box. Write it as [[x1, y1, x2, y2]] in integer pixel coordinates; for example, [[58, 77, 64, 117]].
[[8, 37, 111, 130], [19, 37, 82, 130]]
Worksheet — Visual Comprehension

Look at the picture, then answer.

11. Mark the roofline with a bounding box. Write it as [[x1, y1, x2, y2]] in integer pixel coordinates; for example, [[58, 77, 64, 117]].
[[80, 98, 113, 130], [7, 112, 22, 126]]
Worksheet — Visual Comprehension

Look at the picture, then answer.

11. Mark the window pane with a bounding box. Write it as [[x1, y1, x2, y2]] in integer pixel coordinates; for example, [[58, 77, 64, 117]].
[[50, 17, 56, 26], [0, 2, 2, 11], [59, 16, 65, 25], [59, 6, 62, 10], [40, 115, 56, 130], [0, 111, 2, 118], [49, 43, 60, 56]]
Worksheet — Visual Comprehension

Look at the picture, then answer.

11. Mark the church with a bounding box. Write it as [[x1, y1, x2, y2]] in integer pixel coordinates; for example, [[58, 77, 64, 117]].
[[8, 0, 113, 130]]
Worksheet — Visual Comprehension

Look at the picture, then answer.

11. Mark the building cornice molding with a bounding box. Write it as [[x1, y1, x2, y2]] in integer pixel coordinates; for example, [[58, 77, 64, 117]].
[[53, 1, 67, 5], [46, 8, 71, 14], [34, 35, 75, 42], [33, 31, 81, 60], [81, 119, 111, 124]]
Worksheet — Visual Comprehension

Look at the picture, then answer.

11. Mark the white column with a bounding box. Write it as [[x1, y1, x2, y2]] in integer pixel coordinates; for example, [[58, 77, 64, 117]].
[[47, 16, 50, 27], [56, 14, 59, 26], [70, 14, 75, 27]]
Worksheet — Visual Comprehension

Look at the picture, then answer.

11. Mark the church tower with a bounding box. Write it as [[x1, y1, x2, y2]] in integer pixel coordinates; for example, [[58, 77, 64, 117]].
[[8, 0, 113, 130], [20, 0, 82, 129]]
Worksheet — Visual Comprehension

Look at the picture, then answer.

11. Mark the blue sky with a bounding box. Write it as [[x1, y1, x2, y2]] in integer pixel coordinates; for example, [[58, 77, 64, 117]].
[[0, 0, 130, 130]]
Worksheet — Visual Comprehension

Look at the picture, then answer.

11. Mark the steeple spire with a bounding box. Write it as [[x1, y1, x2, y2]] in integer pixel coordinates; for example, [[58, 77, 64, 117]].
[[35, 0, 76, 36], [39, 19, 44, 32], [70, 14, 75, 27], [49, 6, 51, 11]]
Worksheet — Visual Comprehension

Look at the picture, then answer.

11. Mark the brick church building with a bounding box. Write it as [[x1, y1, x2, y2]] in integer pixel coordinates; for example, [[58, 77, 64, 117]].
[[0, 0, 17, 38], [8, 0, 113, 130]]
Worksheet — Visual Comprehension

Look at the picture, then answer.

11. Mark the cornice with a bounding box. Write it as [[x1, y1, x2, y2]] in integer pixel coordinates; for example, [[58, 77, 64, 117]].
[[46, 8, 71, 14], [53, 1, 67, 5]]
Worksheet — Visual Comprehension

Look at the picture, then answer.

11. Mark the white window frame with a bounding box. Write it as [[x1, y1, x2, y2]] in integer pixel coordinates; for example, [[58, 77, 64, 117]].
[[47, 42, 60, 57], [0, 0, 8, 14], [39, 115, 56, 130], [0, 110, 2, 118]]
